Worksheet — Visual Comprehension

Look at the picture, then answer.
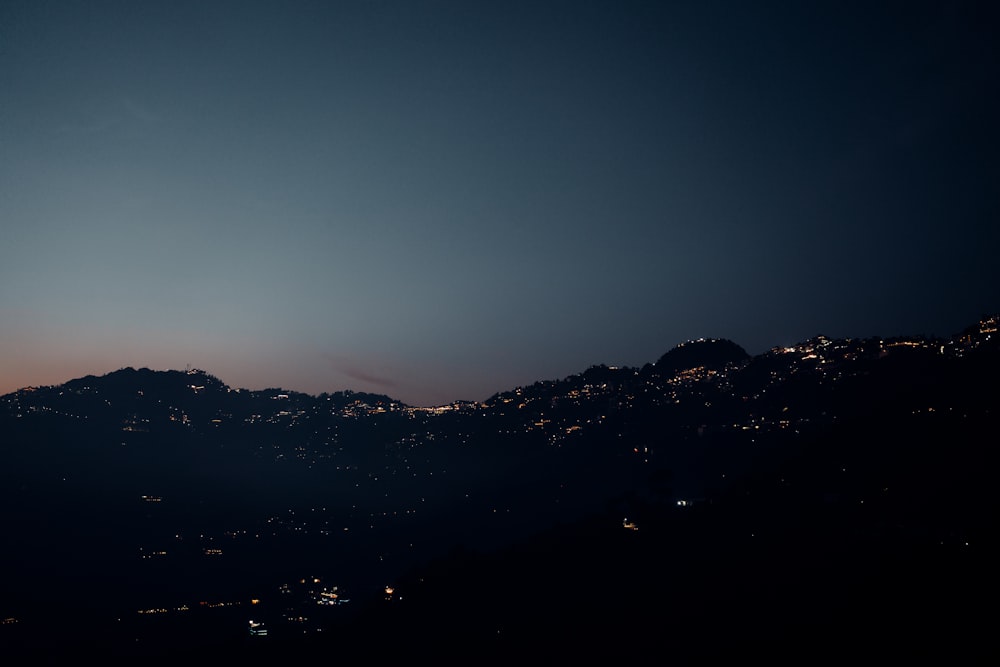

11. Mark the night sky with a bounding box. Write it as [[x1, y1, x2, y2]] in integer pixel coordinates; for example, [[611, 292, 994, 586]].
[[2, 1, 997, 406]]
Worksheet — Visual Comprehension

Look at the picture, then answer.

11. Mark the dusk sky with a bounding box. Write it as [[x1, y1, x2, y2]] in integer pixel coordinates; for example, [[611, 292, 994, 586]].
[[2, 1, 997, 406]]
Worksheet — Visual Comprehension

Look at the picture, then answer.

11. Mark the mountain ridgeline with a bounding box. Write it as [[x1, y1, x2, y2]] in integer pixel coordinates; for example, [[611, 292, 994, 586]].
[[1, 316, 997, 663], [652, 336, 750, 373]]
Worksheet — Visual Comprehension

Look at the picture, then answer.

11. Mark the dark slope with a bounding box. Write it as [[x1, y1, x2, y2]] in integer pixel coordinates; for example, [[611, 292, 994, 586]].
[[654, 337, 750, 374], [1, 314, 997, 663]]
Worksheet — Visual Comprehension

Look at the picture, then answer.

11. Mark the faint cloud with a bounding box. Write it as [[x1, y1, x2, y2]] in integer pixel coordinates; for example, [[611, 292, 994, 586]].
[[324, 354, 397, 389], [341, 367, 397, 389]]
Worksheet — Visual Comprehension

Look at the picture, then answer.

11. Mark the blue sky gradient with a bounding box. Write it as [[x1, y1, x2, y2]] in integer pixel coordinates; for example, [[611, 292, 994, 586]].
[[2, 1, 997, 405]]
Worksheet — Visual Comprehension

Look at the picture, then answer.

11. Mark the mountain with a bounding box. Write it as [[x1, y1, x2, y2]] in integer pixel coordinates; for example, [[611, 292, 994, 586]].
[[652, 336, 750, 374], [1, 314, 997, 663]]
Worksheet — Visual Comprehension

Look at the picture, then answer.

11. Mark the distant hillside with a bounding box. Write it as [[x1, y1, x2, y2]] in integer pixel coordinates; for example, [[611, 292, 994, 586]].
[[653, 337, 750, 374], [0, 312, 996, 662]]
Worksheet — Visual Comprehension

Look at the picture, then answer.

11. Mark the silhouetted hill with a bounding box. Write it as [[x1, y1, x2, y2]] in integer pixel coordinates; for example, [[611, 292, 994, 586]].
[[0, 313, 996, 663], [653, 337, 750, 374]]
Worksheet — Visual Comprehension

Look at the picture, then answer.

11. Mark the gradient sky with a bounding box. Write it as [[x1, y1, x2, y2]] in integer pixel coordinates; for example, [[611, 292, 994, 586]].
[[2, 1, 998, 406]]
